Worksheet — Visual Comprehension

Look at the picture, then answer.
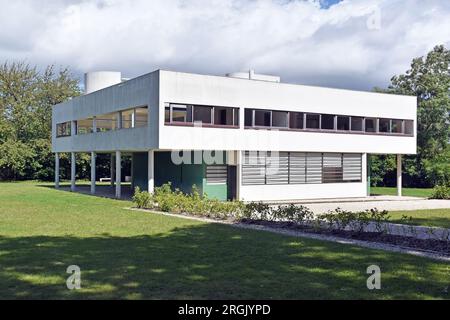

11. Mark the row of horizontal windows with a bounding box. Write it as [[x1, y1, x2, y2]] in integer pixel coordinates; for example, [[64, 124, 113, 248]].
[[163, 102, 414, 136], [242, 151, 362, 185], [56, 106, 148, 137], [244, 109, 414, 135], [165, 103, 239, 127]]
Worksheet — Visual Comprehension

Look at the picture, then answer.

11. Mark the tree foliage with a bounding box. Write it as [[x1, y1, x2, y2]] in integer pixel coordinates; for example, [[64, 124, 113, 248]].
[[372, 45, 450, 187], [0, 62, 81, 180]]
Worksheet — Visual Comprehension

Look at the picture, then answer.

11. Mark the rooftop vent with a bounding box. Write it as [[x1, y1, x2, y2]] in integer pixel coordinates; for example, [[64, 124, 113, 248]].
[[226, 70, 280, 83], [84, 71, 124, 94]]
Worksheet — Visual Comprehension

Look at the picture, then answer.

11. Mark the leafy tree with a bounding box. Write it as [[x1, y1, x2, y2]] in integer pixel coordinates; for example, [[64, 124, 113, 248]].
[[372, 45, 450, 187], [0, 139, 35, 180], [0, 62, 81, 180]]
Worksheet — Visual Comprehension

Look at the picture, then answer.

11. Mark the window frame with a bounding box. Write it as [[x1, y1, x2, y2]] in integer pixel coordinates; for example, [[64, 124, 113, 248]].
[[165, 103, 239, 128], [56, 121, 72, 138]]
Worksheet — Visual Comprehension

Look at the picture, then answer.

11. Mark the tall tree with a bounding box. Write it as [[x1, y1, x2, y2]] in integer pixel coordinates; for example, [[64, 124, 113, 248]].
[[0, 62, 81, 180], [373, 45, 450, 187]]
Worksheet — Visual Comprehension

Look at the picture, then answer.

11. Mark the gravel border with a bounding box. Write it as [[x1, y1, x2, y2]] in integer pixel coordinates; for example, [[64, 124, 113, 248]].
[[127, 207, 450, 262]]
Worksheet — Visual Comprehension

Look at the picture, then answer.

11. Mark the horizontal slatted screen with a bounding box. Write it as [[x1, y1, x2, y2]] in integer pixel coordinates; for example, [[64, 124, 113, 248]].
[[322, 153, 343, 183], [289, 152, 306, 184], [241, 151, 362, 185], [242, 151, 266, 185], [206, 165, 228, 184], [306, 153, 322, 184], [343, 154, 362, 182], [266, 152, 289, 185]]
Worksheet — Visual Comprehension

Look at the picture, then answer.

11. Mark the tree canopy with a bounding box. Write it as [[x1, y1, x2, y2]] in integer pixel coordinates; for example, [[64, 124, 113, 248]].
[[0, 62, 80, 180], [372, 45, 450, 187]]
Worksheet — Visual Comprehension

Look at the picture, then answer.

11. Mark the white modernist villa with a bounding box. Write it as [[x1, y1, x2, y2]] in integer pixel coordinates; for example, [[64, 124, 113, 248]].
[[52, 70, 417, 202]]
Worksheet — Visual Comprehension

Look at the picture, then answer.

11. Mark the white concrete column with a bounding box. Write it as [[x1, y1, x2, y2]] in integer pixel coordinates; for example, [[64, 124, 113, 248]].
[[148, 150, 155, 193], [115, 150, 121, 199], [90, 152, 96, 194], [71, 152, 76, 192], [110, 153, 115, 187], [92, 116, 97, 133], [55, 152, 60, 189], [397, 154, 402, 197]]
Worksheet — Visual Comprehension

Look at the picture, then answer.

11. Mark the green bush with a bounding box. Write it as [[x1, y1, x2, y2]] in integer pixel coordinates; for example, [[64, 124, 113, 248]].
[[430, 185, 450, 199], [272, 204, 314, 223], [243, 202, 271, 220], [318, 208, 390, 233], [134, 182, 245, 218], [132, 187, 153, 209]]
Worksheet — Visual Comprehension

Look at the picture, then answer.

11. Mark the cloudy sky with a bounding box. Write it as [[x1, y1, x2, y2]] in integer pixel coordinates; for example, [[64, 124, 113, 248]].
[[0, 0, 449, 90]]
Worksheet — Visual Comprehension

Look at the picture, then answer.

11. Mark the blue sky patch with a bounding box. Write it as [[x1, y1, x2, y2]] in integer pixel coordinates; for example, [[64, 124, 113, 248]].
[[320, 0, 342, 9]]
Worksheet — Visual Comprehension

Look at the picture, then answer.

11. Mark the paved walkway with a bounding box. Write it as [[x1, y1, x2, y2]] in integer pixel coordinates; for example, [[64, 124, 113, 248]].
[[270, 196, 450, 214]]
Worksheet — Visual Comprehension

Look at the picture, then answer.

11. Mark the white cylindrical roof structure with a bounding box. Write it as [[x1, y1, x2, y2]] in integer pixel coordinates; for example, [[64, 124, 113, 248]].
[[84, 71, 122, 94]]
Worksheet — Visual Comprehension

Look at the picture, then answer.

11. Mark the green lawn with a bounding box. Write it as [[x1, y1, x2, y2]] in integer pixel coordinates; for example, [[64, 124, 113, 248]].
[[371, 186, 434, 198], [389, 209, 450, 229], [0, 182, 449, 299]]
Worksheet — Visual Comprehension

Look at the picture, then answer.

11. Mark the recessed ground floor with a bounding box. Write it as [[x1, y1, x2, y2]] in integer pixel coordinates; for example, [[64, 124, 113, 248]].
[[54, 150, 405, 202]]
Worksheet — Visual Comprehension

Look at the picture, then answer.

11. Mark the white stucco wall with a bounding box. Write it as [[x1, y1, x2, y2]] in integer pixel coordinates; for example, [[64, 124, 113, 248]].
[[52, 71, 159, 152], [158, 70, 417, 155], [239, 154, 368, 201]]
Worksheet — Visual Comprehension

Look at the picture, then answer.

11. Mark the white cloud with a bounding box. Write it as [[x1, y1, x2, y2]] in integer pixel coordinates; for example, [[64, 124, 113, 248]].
[[0, 0, 449, 90]]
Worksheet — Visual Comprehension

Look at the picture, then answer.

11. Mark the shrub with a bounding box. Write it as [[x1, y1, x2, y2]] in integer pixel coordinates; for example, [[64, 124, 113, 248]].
[[153, 182, 184, 212], [137, 183, 245, 218], [367, 208, 390, 233], [132, 187, 153, 209], [272, 204, 314, 224], [430, 185, 450, 199], [243, 202, 271, 220], [318, 208, 388, 233]]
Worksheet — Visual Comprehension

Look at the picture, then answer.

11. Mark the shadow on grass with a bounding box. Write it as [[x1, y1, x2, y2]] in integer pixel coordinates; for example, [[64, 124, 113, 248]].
[[1, 223, 449, 300], [37, 184, 133, 201]]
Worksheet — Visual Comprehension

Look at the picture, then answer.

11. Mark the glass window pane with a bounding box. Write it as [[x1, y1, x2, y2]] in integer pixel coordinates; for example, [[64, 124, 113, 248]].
[[365, 118, 376, 132], [96, 113, 117, 132], [379, 118, 390, 133], [135, 107, 148, 127], [351, 117, 363, 131], [193, 106, 212, 124], [289, 112, 303, 129], [404, 120, 414, 135], [392, 119, 402, 133], [171, 104, 192, 123], [337, 116, 350, 130], [244, 109, 253, 127], [272, 111, 288, 128], [165, 107, 170, 123], [56, 122, 71, 137], [254, 110, 271, 127], [321, 114, 335, 130], [77, 118, 93, 135], [121, 109, 134, 129], [214, 107, 234, 125], [306, 114, 320, 129], [234, 109, 239, 126]]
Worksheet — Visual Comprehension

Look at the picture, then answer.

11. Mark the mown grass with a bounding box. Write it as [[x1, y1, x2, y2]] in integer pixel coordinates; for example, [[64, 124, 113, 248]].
[[388, 209, 450, 229], [371, 187, 434, 198], [0, 182, 449, 299]]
